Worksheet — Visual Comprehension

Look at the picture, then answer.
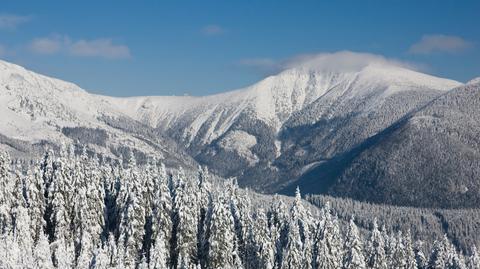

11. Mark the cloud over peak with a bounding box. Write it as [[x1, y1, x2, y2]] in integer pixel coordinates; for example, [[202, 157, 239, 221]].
[[409, 34, 473, 54], [239, 51, 424, 75], [29, 35, 131, 59]]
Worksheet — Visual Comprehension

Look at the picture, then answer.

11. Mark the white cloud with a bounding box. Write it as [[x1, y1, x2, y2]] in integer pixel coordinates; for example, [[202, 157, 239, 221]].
[[69, 39, 131, 59], [201, 24, 225, 36], [0, 14, 31, 30], [29, 36, 65, 55], [239, 51, 424, 75], [409, 34, 473, 54], [28, 35, 131, 59]]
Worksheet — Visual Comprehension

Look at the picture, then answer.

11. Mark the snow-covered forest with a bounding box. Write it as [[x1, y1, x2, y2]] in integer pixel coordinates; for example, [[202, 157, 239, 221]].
[[0, 149, 479, 269]]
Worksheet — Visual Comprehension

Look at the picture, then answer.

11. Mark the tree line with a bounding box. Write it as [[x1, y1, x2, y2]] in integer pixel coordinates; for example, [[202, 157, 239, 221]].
[[0, 148, 479, 268]]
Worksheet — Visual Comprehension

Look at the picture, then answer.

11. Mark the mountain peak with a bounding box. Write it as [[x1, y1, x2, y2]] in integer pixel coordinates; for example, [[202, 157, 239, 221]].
[[467, 77, 480, 85]]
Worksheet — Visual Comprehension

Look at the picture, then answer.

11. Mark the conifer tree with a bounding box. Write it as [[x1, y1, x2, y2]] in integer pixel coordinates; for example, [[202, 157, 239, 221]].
[[196, 165, 212, 267], [117, 151, 147, 265], [253, 209, 275, 269], [315, 203, 343, 269], [53, 237, 75, 269], [428, 235, 449, 269], [389, 231, 406, 268], [34, 232, 55, 269], [172, 170, 199, 267], [91, 245, 110, 269], [445, 236, 466, 269], [414, 240, 427, 269], [0, 151, 13, 233], [207, 195, 238, 269], [13, 205, 35, 267], [402, 231, 418, 269], [268, 194, 288, 268], [152, 163, 173, 265], [281, 218, 304, 269], [26, 165, 47, 242], [150, 232, 169, 269], [290, 187, 313, 269], [0, 232, 19, 268], [342, 217, 366, 269], [467, 245, 480, 269], [366, 219, 388, 269]]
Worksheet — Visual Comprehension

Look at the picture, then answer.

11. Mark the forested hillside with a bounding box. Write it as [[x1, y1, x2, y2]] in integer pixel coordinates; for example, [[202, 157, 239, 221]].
[[0, 149, 479, 269], [294, 82, 480, 209], [307, 195, 480, 254]]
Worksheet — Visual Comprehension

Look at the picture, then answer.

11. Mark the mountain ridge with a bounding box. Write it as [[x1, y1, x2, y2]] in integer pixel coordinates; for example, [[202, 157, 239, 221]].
[[1, 55, 476, 209]]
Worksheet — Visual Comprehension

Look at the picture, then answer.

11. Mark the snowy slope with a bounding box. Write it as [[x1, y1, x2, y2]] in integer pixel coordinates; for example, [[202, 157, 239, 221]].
[[0, 60, 195, 165], [103, 56, 461, 190], [0, 55, 464, 193], [106, 62, 460, 146], [292, 81, 480, 208]]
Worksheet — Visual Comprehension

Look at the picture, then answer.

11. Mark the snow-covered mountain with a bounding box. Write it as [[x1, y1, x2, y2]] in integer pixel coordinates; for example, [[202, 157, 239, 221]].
[[104, 55, 461, 191], [106, 61, 459, 148], [294, 80, 480, 208], [0, 60, 195, 167], [0, 53, 467, 201]]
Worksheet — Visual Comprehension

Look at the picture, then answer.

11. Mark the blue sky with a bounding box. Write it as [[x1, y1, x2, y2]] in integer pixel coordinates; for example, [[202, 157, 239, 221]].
[[0, 0, 479, 96]]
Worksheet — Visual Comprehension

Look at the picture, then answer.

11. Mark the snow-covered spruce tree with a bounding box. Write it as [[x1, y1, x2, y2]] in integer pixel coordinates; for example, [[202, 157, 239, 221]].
[[281, 216, 304, 269], [388, 230, 418, 269], [207, 194, 239, 269], [151, 162, 173, 266], [77, 230, 96, 268], [117, 151, 147, 266], [41, 149, 55, 200], [0, 151, 13, 233], [12, 203, 36, 267], [140, 157, 158, 259], [196, 166, 212, 268], [342, 217, 366, 269], [150, 231, 169, 269], [287, 187, 314, 269], [314, 202, 343, 269], [104, 233, 121, 268], [253, 208, 275, 269], [426, 233, 467, 269], [72, 153, 106, 265], [172, 169, 199, 267], [366, 219, 388, 269], [388, 231, 404, 268], [414, 240, 427, 269], [428, 234, 449, 269], [34, 231, 55, 269], [0, 197, 35, 268], [49, 156, 71, 251], [84, 155, 106, 243], [467, 245, 480, 269], [444, 234, 466, 269], [227, 179, 255, 268], [268, 194, 288, 268], [0, 232, 21, 268], [383, 226, 396, 267], [90, 244, 110, 269], [402, 230, 418, 269], [26, 164, 47, 242], [53, 236, 76, 269]]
